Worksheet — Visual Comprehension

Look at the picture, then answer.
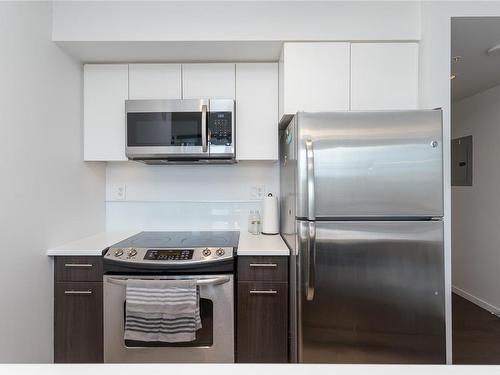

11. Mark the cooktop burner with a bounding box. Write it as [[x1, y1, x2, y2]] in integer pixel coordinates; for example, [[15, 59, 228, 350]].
[[181, 235, 230, 246], [111, 231, 239, 249], [124, 232, 172, 247]]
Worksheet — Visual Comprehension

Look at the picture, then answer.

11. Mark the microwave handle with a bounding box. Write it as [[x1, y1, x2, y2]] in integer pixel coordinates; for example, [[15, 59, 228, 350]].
[[201, 104, 208, 153]]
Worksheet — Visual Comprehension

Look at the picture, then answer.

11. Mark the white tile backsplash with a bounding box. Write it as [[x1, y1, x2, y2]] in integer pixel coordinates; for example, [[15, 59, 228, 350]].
[[106, 201, 260, 231], [105, 161, 279, 231]]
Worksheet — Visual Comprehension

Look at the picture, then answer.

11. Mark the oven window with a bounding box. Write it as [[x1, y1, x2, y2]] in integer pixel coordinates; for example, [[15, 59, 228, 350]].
[[127, 112, 202, 147], [124, 298, 213, 348]]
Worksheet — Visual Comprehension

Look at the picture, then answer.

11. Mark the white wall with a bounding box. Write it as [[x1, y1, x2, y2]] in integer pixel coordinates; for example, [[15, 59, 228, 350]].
[[0, 2, 105, 362], [419, 1, 500, 363], [452, 84, 500, 313], [52, 1, 421, 42], [105, 162, 279, 232]]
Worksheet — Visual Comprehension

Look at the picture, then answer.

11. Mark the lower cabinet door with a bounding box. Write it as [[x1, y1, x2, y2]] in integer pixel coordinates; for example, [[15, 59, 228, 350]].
[[54, 282, 103, 363], [237, 281, 288, 363]]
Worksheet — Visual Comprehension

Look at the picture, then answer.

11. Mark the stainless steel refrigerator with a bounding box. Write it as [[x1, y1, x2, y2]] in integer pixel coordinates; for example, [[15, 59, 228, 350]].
[[279, 110, 446, 364]]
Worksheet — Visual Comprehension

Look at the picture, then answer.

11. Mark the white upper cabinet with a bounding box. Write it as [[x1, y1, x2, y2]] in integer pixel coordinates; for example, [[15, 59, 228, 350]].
[[235, 63, 279, 160], [129, 64, 182, 99], [350, 43, 419, 110], [84, 64, 128, 161], [182, 63, 235, 99], [280, 42, 350, 118]]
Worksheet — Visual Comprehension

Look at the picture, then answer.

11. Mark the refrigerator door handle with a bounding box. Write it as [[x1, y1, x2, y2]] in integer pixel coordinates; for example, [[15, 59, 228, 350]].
[[305, 139, 315, 220], [306, 221, 316, 301], [201, 104, 208, 153]]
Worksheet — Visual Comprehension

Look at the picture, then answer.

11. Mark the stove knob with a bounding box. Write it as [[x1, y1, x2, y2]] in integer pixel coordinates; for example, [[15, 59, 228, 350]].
[[128, 249, 137, 257], [216, 248, 225, 257], [202, 248, 211, 257], [114, 249, 124, 257]]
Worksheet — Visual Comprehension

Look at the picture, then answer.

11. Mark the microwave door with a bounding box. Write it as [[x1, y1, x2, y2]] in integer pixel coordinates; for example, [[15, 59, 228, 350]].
[[126, 99, 209, 160]]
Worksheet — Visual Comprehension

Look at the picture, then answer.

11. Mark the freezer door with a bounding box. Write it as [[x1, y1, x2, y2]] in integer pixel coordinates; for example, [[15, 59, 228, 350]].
[[296, 110, 443, 219], [297, 220, 445, 364]]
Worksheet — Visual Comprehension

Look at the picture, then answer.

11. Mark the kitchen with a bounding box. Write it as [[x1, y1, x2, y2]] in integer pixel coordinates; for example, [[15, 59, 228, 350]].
[[2, 1, 500, 373]]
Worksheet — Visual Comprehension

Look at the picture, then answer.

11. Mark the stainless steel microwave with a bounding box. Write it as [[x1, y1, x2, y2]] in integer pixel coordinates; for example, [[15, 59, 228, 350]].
[[125, 99, 235, 164]]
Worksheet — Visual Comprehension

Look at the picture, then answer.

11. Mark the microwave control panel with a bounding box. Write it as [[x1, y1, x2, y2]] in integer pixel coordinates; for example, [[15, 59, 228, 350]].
[[208, 112, 233, 146]]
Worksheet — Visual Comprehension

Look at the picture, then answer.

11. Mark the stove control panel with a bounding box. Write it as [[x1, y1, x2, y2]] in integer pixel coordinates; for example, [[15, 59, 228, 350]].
[[105, 246, 234, 265], [144, 249, 194, 261]]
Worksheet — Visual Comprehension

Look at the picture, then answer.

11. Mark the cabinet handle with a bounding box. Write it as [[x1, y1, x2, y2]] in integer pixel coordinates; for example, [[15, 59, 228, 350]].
[[249, 263, 277, 268], [64, 263, 93, 268], [249, 290, 278, 295], [64, 290, 93, 295]]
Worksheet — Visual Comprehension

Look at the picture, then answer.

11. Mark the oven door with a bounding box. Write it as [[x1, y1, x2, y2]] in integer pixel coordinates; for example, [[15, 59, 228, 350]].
[[126, 99, 209, 159], [103, 274, 234, 363]]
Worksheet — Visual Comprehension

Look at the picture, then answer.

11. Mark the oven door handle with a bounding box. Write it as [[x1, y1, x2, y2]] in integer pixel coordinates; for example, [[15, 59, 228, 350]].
[[106, 276, 230, 287]]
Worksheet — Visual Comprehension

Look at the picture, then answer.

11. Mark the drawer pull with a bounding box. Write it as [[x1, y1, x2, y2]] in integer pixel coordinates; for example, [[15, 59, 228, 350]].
[[64, 290, 93, 295], [249, 263, 277, 268], [64, 263, 93, 268], [250, 290, 278, 295]]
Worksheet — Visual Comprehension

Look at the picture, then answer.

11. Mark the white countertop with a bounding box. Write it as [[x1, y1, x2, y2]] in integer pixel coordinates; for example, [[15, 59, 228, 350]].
[[237, 232, 289, 256], [46, 231, 139, 256], [3, 364, 494, 375], [46, 231, 289, 257]]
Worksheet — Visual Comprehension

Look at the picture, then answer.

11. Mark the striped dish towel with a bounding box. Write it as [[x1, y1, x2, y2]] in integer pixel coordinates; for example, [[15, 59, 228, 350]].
[[124, 279, 202, 343]]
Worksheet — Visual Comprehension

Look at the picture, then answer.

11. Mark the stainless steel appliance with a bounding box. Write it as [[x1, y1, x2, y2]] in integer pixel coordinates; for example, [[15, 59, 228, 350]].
[[279, 110, 446, 364], [126, 99, 235, 163], [103, 231, 239, 363]]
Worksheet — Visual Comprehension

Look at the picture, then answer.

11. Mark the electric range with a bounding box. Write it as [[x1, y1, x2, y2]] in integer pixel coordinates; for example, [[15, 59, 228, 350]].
[[102, 231, 239, 363], [103, 231, 239, 274]]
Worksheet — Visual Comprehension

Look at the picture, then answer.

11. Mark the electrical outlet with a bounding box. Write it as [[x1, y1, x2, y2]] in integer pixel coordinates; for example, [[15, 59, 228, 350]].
[[250, 186, 265, 200], [110, 184, 126, 200]]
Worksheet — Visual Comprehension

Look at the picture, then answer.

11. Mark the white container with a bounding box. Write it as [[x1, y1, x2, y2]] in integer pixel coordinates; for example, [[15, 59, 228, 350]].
[[262, 193, 279, 235]]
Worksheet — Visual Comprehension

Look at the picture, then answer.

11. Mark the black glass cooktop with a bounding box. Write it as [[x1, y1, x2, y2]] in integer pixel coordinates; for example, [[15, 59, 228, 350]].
[[110, 231, 240, 249]]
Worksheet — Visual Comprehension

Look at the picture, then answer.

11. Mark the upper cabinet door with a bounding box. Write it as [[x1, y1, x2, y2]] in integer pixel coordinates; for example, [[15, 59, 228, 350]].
[[129, 64, 181, 99], [236, 63, 279, 160], [281, 42, 350, 116], [350, 43, 419, 110], [182, 63, 235, 99], [84, 64, 128, 161]]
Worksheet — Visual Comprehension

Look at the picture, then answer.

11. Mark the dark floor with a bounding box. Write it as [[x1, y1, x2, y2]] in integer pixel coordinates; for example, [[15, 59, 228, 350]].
[[453, 292, 500, 364]]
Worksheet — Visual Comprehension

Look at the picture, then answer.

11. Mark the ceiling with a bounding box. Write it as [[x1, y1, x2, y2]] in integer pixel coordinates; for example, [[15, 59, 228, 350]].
[[451, 17, 500, 102]]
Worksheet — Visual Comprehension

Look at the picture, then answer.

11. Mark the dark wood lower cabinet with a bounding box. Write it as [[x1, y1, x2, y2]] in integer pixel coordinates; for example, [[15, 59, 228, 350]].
[[54, 254, 289, 363], [54, 256, 103, 363], [236, 265, 289, 363]]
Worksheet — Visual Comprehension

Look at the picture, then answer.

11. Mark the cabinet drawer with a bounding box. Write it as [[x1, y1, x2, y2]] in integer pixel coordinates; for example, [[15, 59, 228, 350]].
[[54, 282, 103, 363], [237, 256, 287, 282], [237, 281, 288, 363], [55, 256, 103, 282]]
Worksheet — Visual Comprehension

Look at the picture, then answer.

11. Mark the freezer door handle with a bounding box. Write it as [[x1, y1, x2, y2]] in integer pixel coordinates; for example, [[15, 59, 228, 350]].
[[305, 139, 315, 220], [306, 221, 316, 301]]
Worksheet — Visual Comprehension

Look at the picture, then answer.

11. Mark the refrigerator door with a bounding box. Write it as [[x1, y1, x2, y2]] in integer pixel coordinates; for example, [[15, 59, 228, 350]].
[[297, 220, 445, 364], [296, 110, 443, 219]]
